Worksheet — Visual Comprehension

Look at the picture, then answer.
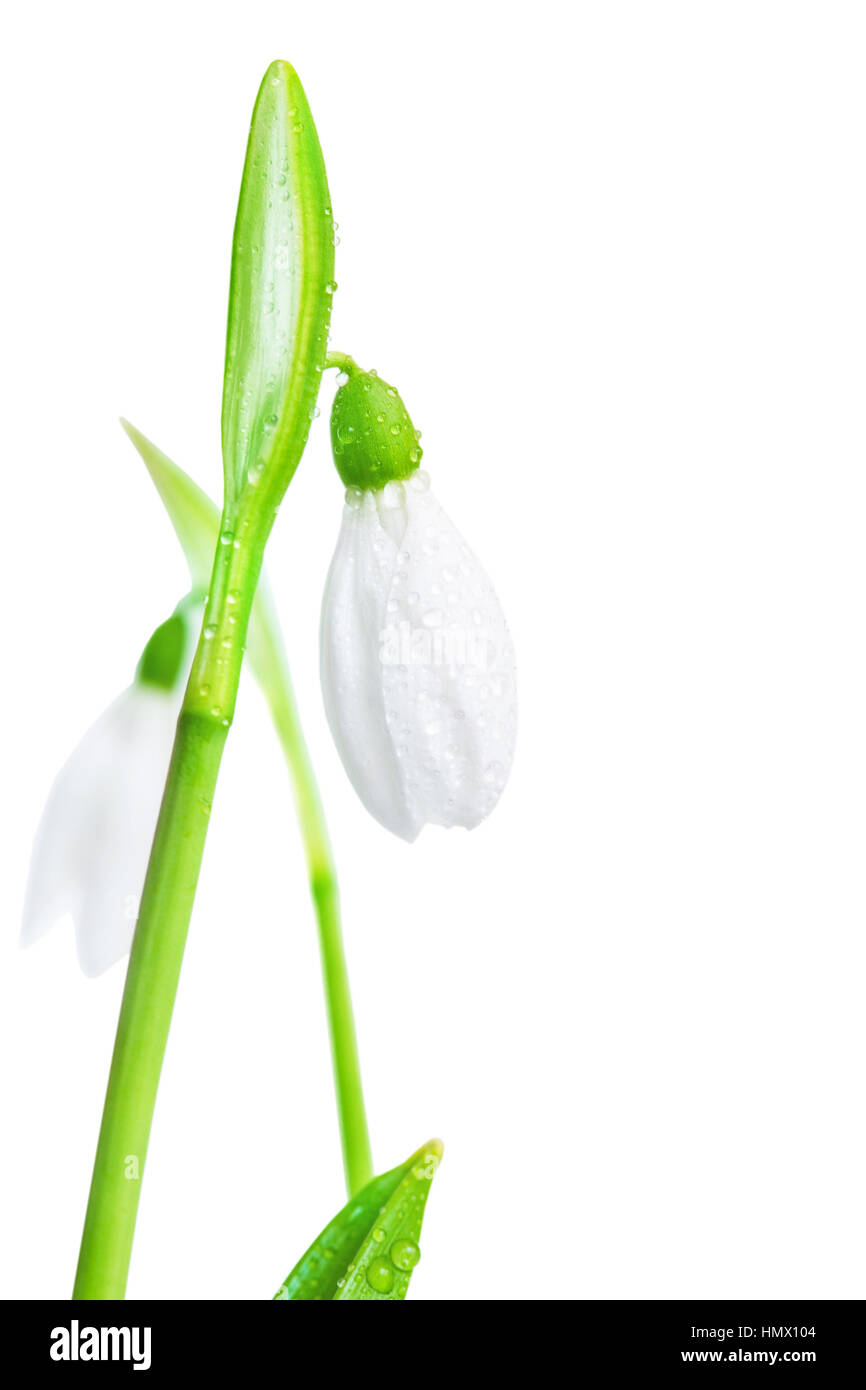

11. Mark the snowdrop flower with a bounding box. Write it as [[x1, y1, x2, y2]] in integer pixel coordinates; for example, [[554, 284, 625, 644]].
[[22, 602, 199, 976], [320, 367, 517, 841]]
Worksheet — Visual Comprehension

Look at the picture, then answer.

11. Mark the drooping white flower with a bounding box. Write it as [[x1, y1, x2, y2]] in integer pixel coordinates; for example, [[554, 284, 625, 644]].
[[22, 607, 196, 975], [320, 368, 517, 840]]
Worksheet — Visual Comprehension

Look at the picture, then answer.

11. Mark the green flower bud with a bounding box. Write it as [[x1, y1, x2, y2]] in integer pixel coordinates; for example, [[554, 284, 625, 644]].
[[329, 369, 422, 490], [137, 614, 186, 690], [136, 594, 202, 691]]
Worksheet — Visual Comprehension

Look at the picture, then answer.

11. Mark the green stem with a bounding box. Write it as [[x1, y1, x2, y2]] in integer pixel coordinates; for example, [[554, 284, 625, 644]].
[[73, 529, 264, 1299], [252, 592, 373, 1196], [324, 350, 360, 377]]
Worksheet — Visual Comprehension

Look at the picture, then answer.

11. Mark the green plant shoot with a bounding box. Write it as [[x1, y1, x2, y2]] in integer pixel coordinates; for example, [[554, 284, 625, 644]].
[[275, 1140, 443, 1301], [73, 59, 335, 1299]]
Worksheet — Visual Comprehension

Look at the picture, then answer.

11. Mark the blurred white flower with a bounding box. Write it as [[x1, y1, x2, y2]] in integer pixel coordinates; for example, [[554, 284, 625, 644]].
[[22, 609, 194, 975], [320, 470, 517, 841]]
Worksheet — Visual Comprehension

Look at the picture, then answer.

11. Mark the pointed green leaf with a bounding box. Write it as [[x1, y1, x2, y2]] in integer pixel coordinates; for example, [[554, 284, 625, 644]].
[[121, 419, 286, 695], [274, 1140, 443, 1301], [222, 59, 335, 518], [121, 419, 218, 593]]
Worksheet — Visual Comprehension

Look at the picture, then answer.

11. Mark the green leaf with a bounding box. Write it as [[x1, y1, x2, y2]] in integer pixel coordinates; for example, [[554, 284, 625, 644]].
[[222, 59, 335, 518], [121, 419, 285, 695], [274, 1140, 443, 1301], [121, 419, 217, 593]]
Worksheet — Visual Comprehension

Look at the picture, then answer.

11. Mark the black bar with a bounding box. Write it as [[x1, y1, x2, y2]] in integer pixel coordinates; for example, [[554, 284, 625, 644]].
[[2, 1298, 863, 1372]]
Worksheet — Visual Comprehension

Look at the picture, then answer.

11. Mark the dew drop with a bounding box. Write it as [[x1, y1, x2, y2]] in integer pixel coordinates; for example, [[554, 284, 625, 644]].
[[365, 1258, 394, 1294], [390, 1239, 421, 1272]]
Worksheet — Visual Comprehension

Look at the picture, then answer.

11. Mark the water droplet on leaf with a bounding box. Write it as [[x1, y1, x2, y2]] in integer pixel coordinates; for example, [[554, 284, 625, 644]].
[[390, 1239, 421, 1271], [365, 1258, 395, 1294]]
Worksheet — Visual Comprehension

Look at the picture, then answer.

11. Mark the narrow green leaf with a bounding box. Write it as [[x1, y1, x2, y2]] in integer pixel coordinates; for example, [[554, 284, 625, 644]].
[[121, 419, 284, 692], [120, 419, 217, 593], [274, 1140, 443, 1301], [222, 59, 335, 517]]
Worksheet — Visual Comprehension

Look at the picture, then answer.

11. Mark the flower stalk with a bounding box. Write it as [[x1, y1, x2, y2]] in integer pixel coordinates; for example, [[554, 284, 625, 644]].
[[250, 588, 373, 1196], [73, 532, 264, 1298], [73, 56, 337, 1298]]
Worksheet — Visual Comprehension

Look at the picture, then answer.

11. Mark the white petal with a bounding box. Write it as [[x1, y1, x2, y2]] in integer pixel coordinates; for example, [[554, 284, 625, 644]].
[[320, 489, 421, 839], [22, 686, 181, 975], [320, 474, 517, 838]]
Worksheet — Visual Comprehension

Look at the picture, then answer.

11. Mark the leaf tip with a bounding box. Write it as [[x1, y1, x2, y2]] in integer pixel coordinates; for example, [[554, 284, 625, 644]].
[[119, 417, 159, 481], [409, 1138, 444, 1177], [260, 58, 300, 99]]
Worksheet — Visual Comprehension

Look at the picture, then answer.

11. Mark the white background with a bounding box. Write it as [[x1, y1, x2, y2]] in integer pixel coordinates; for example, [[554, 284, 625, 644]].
[[2, 1, 865, 1301]]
